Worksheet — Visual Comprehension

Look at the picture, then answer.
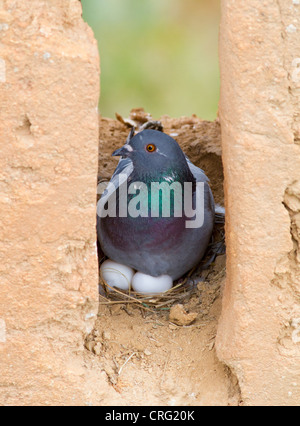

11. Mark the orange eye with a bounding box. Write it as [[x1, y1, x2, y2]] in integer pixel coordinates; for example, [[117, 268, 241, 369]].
[[146, 144, 156, 152]]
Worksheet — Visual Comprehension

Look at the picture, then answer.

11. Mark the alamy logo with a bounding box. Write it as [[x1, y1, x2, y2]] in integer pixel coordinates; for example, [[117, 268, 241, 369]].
[[97, 174, 205, 229]]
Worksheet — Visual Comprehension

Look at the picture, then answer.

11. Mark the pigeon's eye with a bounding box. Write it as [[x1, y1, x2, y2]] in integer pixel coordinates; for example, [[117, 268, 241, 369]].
[[146, 144, 156, 153]]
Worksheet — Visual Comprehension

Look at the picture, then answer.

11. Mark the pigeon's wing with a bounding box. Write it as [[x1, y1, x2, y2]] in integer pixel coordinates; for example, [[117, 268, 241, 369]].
[[110, 157, 133, 185], [186, 156, 209, 183], [99, 158, 133, 207], [186, 156, 215, 213], [104, 127, 135, 191], [186, 156, 226, 220]]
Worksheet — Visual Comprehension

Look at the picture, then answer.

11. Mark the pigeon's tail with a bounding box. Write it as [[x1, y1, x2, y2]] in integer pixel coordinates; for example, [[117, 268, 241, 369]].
[[215, 204, 225, 224], [215, 204, 225, 215], [200, 204, 226, 269]]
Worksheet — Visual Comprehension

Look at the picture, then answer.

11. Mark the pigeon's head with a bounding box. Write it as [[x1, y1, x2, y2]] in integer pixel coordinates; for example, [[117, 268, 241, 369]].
[[112, 129, 189, 176]]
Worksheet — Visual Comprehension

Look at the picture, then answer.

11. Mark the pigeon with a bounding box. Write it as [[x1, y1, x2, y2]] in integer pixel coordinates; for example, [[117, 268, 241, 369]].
[[97, 129, 215, 281]]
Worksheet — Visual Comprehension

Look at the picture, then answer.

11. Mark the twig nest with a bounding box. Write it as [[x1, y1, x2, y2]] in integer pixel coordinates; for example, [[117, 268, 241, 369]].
[[100, 260, 134, 291], [169, 304, 198, 326]]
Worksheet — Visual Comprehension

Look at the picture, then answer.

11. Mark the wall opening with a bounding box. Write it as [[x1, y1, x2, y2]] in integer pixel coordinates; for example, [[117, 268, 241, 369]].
[[82, 2, 241, 405]]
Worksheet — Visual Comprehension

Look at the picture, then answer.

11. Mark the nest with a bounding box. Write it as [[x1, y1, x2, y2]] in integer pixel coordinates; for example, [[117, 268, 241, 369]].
[[98, 217, 225, 313], [97, 111, 225, 312]]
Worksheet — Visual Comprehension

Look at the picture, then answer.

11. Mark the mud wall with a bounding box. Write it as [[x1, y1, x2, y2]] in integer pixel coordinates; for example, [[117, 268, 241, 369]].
[[216, 0, 300, 406], [0, 0, 100, 405], [1, 0, 299, 407]]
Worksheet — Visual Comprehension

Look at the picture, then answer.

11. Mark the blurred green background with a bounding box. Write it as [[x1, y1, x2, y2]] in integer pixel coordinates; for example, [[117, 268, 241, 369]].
[[81, 0, 220, 121]]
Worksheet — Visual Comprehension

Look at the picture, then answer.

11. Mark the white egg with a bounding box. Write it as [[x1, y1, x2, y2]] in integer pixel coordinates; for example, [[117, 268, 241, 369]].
[[100, 260, 135, 291], [131, 272, 173, 295]]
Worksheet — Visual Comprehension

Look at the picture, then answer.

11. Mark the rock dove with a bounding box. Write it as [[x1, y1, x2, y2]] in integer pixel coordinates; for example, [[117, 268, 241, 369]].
[[97, 129, 215, 281]]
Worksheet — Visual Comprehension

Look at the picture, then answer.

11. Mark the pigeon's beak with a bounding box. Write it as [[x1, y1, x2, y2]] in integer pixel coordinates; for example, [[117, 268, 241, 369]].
[[112, 144, 133, 158]]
